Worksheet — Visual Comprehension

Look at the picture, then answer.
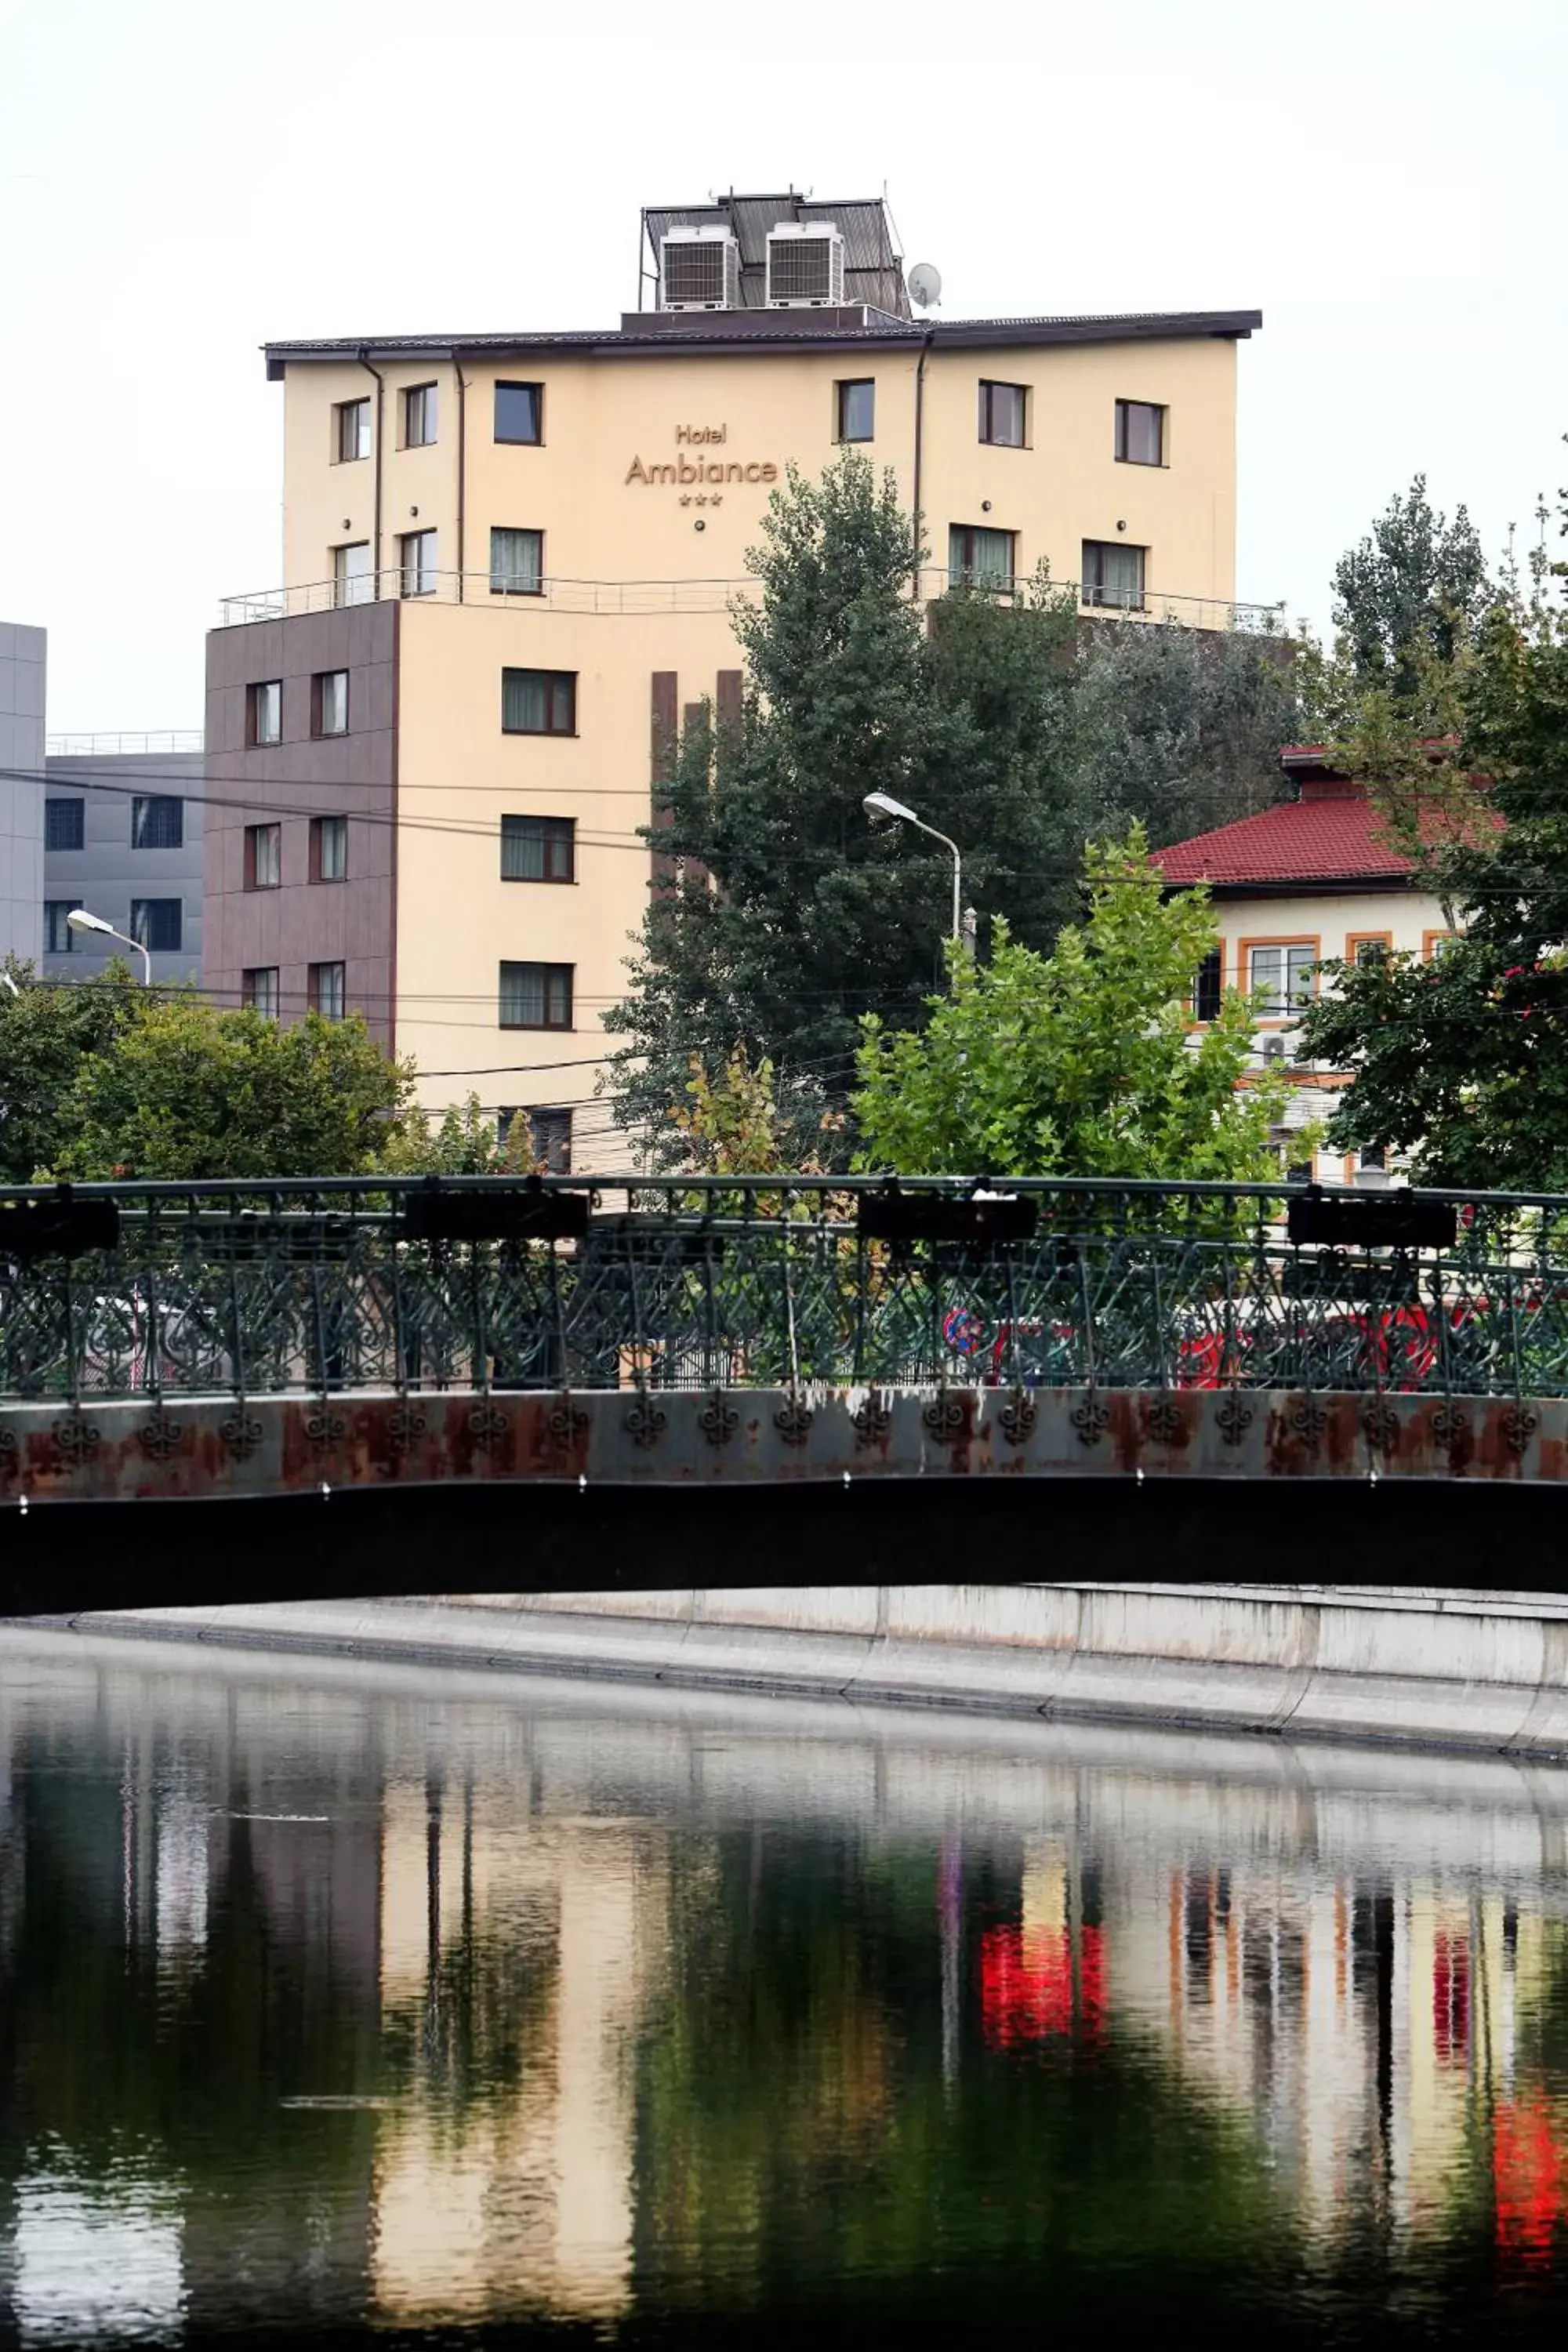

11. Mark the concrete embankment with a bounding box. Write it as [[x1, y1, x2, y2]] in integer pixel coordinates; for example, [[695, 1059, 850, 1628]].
[[45, 1581, 1568, 1759]]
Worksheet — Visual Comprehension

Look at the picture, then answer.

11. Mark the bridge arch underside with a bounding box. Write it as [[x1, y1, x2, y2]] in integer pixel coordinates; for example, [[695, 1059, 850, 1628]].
[[2, 1385, 1566, 1615]]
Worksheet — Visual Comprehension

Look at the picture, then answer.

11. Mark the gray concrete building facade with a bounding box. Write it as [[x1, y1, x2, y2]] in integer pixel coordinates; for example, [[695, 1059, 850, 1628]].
[[42, 750, 205, 985], [0, 623, 46, 967]]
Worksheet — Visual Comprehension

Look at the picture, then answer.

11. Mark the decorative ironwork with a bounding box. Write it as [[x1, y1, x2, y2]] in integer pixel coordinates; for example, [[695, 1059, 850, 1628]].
[[305, 1406, 346, 1453], [220, 1413, 263, 1462], [999, 1388, 1037, 1446], [1216, 1390, 1254, 1446], [699, 1389, 739, 1447], [1432, 1404, 1470, 1448], [0, 1428, 18, 1471], [548, 1397, 590, 1443], [139, 1410, 184, 1463], [1501, 1404, 1539, 1457], [1145, 1396, 1185, 1446], [774, 1394, 815, 1447], [1070, 1398, 1110, 1447], [922, 1393, 965, 1442], [52, 1414, 101, 1469], [626, 1396, 667, 1450], [387, 1402, 428, 1455], [852, 1396, 891, 1447], [466, 1401, 510, 1450], [1362, 1399, 1401, 1456], [1288, 1399, 1329, 1450]]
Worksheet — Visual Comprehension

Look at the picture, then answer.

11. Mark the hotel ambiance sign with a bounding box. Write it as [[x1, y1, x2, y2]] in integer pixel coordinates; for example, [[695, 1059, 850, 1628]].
[[625, 425, 778, 504]]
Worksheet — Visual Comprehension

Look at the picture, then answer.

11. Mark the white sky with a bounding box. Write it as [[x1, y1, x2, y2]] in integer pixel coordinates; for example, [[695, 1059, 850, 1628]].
[[2, 0, 1563, 731]]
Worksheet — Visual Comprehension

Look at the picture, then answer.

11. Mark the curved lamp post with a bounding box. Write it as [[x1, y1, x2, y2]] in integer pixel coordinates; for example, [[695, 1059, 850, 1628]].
[[862, 791, 964, 946], [67, 907, 151, 985]]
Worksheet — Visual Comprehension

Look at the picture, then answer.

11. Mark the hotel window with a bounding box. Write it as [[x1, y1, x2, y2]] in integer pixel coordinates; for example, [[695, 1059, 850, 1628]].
[[949, 524, 1015, 593], [308, 960, 346, 1020], [490, 528, 543, 595], [1425, 930, 1461, 960], [44, 901, 75, 953], [495, 380, 543, 445], [502, 667, 575, 735], [402, 382, 437, 448], [1249, 942, 1316, 1016], [131, 794, 183, 850], [313, 670, 348, 736], [332, 541, 372, 608], [248, 680, 281, 745], [1192, 947, 1222, 1022], [1351, 935, 1391, 968], [1082, 539, 1146, 612], [836, 379, 875, 443], [978, 380, 1027, 447], [501, 813, 575, 883], [334, 397, 371, 463], [310, 815, 347, 881], [499, 960, 573, 1030], [130, 898, 182, 953], [45, 798, 84, 851], [245, 822, 281, 890], [1115, 400, 1166, 466], [399, 528, 437, 597], [243, 967, 280, 1018], [526, 1108, 573, 1172]]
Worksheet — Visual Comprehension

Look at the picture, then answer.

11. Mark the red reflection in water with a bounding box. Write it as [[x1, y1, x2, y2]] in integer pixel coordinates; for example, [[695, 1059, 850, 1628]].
[[979, 1925, 1105, 2051], [1494, 2096, 1565, 2266], [1433, 1933, 1470, 2064]]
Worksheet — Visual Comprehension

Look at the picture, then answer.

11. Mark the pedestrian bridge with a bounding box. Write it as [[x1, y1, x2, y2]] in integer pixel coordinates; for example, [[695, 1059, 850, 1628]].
[[3, 1172, 1567, 1610]]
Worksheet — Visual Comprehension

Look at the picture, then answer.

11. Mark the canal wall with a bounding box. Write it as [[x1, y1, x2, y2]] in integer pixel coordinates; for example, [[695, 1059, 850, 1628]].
[[54, 1581, 1568, 1759]]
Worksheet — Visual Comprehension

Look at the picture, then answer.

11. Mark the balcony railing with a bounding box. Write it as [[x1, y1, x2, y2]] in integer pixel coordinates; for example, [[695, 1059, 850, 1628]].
[[218, 571, 1283, 635], [46, 731, 205, 758], [2, 1174, 1566, 1406]]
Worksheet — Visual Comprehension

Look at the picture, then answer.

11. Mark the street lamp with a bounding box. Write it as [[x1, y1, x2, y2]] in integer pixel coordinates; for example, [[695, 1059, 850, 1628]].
[[67, 908, 151, 985], [862, 791, 964, 946]]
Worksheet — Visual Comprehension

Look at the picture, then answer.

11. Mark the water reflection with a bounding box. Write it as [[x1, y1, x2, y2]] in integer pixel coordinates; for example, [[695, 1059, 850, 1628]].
[[2, 1630, 1568, 2340]]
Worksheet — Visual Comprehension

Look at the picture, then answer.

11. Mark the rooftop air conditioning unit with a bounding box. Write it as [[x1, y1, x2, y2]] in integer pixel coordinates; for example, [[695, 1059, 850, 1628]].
[[765, 221, 845, 309], [659, 227, 741, 312]]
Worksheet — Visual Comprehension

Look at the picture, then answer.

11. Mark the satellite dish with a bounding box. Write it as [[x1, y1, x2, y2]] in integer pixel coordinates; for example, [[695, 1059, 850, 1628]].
[[908, 262, 942, 310]]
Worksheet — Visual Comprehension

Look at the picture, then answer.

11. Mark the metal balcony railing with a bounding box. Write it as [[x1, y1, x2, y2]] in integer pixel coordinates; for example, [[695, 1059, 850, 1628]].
[[217, 571, 1283, 635], [2, 1174, 1565, 1407], [46, 731, 205, 758]]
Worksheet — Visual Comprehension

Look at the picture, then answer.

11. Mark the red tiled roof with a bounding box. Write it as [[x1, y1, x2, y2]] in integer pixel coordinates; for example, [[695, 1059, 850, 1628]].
[[1153, 796, 1414, 887]]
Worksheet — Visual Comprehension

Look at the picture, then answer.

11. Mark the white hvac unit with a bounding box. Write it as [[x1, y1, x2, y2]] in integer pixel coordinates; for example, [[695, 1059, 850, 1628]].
[[659, 227, 741, 311], [765, 220, 845, 308]]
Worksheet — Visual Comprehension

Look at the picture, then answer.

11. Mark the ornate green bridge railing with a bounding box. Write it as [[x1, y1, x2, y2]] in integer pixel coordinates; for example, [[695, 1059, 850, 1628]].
[[3, 1174, 1568, 1408]]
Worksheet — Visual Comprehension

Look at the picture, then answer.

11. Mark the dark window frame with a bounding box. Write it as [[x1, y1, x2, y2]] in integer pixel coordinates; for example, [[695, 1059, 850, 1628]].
[[499, 960, 575, 1031], [43, 900, 76, 953], [45, 797, 84, 852], [310, 815, 348, 883], [244, 822, 281, 891], [1114, 398, 1167, 466], [333, 397, 371, 464], [401, 381, 437, 448], [247, 680, 282, 746], [1192, 947, 1222, 1023], [308, 960, 347, 1019], [978, 379, 1029, 448], [242, 967, 280, 1018], [501, 667, 576, 736], [129, 898, 182, 953], [489, 526, 544, 596], [500, 813, 575, 884], [398, 528, 437, 598], [311, 670, 349, 738], [495, 380, 544, 445], [131, 794, 183, 851], [836, 379, 875, 443], [1081, 539, 1148, 612], [948, 523, 1017, 593]]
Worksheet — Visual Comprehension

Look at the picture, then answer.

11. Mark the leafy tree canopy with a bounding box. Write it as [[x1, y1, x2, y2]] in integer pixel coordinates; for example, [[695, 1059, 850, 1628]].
[[1331, 473, 1490, 695], [0, 960, 143, 1185], [852, 828, 1288, 1180]]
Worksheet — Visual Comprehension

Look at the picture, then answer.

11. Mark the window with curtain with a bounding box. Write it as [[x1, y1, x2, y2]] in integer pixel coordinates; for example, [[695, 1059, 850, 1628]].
[[309, 961, 346, 1019], [948, 524, 1015, 592], [499, 961, 573, 1029], [314, 670, 348, 735], [1114, 400, 1166, 465], [332, 542, 372, 608], [495, 381, 543, 444], [130, 899, 182, 953], [245, 823, 281, 890], [500, 814, 574, 882], [978, 381, 1027, 445], [399, 529, 437, 597], [310, 815, 347, 881], [490, 528, 543, 595], [1249, 942, 1316, 1016], [44, 902, 75, 953], [837, 379, 875, 442], [1081, 539, 1146, 611], [502, 668, 575, 735], [45, 799, 83, 851], [243, 967, 280, 1018], [402, 383, 437, 448], [529, 1109, 572, 1171], [334, 398, 371, 463], [248, 681, 281, 744], [131, 796, 183, 850]]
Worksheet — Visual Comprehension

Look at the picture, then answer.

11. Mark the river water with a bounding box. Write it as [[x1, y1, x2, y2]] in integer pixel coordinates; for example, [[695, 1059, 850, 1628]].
[[3, 1628, 1568, 2346]]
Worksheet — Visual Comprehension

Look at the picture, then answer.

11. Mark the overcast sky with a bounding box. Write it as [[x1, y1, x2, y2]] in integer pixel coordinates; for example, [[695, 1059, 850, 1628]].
[[2, 0, 1563, 731]]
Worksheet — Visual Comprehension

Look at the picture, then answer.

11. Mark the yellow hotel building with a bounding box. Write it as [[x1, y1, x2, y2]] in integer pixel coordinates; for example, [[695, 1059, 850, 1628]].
[[204, 193, 1262, 1160]]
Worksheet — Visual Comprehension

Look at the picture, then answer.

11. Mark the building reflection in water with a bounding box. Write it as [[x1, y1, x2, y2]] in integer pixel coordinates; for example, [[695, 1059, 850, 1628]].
[[2, 1639, 1568, 2335]]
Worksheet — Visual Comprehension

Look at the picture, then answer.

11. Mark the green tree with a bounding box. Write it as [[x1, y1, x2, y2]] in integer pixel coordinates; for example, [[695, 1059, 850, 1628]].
[[1332, 473, 1490, 695], [0, 959, 142, 1184], [604, 454, 1087, 1162], [852, 828, 1287, 1178], [42, 996, 415, 1180], [1298, 521, 1568, 1187]]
